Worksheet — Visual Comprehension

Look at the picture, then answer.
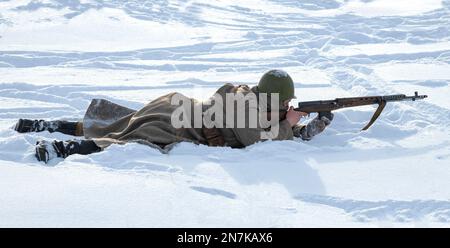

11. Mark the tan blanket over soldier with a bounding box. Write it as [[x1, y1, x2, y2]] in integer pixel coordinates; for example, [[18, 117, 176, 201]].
[[82, 83, 294, 152]]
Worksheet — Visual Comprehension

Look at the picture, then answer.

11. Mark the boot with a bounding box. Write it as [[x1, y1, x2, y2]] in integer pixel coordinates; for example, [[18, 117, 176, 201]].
[[35, 139, 101, 163], [15, 119, 79, 135]]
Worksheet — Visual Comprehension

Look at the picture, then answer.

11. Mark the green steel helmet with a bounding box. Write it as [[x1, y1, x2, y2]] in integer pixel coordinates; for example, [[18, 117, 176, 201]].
[[257, 69, 296, 102]]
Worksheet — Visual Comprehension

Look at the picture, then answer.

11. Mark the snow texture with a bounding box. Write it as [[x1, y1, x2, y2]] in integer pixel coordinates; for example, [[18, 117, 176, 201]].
[[0, 0, 450, 227]]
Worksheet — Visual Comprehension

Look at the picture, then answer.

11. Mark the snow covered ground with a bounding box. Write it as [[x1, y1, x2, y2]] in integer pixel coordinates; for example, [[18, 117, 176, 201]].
[[1, 0, 450, 227]]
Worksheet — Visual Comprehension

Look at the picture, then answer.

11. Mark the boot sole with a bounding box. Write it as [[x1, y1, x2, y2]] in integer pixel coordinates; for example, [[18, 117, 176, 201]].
[[35, 141, 50, 163]]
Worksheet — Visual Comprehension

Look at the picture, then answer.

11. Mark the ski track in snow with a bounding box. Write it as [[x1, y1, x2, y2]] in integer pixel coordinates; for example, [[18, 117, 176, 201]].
[[0, 0, 450, 227]]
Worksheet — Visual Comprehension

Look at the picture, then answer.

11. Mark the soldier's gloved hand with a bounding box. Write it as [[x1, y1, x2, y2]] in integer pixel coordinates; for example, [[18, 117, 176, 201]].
[[292, 124, 305, 138], [294, 112, 333, 140]]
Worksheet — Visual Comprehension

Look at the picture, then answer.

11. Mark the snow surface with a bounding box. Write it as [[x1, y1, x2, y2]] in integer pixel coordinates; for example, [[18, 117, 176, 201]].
[[1, 0, 450, 227]]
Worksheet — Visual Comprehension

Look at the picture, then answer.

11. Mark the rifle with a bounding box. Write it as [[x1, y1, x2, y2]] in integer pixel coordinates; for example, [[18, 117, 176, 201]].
[[292, 91, 428, 130]]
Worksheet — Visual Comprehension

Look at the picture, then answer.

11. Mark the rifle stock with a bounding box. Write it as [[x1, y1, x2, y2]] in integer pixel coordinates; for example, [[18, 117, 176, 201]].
[[292, 91, 427, 130]]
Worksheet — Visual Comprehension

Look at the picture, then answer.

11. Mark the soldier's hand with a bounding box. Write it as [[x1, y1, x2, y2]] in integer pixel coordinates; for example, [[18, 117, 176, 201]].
[[294, 113, 333, 141], [286, 106, 308, 127], [292, 124, 305, 138]]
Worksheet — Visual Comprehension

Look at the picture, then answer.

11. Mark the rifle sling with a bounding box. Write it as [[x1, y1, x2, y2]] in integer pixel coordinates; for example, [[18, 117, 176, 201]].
[[361, 99, 386, 131]]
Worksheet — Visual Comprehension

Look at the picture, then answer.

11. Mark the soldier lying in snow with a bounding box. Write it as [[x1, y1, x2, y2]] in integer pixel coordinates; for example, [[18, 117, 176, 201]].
[[13, 69, 333, 163]]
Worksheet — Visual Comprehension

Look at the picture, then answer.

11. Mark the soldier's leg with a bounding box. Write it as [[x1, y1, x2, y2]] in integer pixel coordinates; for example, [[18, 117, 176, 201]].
[[35, 139, 101, 163], [14, 119, 84, 136]]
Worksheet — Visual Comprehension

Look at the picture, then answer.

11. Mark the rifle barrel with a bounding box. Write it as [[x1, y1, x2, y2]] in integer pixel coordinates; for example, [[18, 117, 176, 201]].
[[382, 91, 427, 102]]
